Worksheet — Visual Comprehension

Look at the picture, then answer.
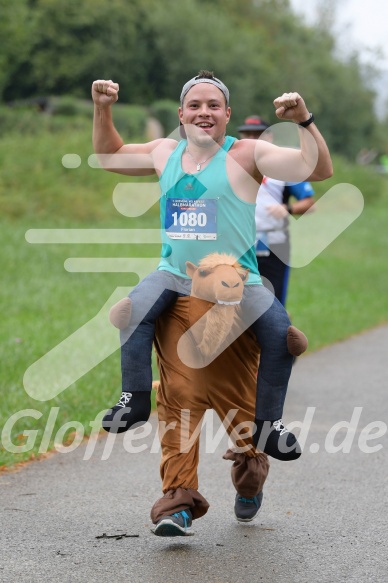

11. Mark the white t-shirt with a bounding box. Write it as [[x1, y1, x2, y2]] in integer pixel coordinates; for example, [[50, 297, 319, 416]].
[[255, 177, 314, 247]]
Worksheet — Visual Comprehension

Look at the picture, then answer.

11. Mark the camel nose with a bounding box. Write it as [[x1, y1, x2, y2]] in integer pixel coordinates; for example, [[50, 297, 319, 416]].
[[221, 281, 240, 288]]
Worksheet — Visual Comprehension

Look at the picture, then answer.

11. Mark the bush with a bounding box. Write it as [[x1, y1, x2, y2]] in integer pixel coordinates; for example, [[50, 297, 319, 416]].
[[0, 96, 93, 135], [150, 99, 179, 136], [50, 96, 94, 118], [111, 104, 148, 141], [0, 106, 43, 134]]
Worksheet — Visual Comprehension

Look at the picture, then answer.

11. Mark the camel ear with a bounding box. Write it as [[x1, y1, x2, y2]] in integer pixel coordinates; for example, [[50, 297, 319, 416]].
[[186, 261, 198, 279], [238, 268, 249, 282]]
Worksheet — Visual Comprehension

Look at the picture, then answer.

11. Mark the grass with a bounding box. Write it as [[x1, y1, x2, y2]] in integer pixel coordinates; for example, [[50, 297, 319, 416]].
[[287, 200, 388, 349], [0, 218, 160, 468], [1, 117, 388, 468]]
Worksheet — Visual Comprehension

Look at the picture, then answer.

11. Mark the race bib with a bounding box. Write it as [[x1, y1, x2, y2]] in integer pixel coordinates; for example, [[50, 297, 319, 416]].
[[165, 198, 217, 240]]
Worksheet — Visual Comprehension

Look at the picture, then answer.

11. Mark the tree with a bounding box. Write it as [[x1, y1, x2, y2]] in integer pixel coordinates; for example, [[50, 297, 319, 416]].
[[0, 0, 35, 100], [0, 0, 383, 158]]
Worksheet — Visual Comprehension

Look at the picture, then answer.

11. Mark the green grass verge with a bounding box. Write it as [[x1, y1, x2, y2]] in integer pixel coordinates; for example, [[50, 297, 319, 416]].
[[287, 199, 388, 349], [0, 218, 161, 468]]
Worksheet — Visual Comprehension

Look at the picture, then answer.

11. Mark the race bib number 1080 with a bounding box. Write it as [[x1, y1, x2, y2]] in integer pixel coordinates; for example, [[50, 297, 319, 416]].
[[165, 198, 217, 240]]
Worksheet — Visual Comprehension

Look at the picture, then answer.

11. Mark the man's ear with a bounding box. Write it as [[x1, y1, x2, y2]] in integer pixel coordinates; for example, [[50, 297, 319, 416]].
[[186, 261, 198, 279]]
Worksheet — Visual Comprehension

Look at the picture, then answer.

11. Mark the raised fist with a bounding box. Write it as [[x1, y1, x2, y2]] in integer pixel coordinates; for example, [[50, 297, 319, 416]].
[[91, 79, 119, 107], [273, 92, 309, 124]]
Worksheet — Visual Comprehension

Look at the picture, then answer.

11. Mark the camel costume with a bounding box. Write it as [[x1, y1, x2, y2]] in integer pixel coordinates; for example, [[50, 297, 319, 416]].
[[109, 253, 306, 527], [150, 253, 270, 523]]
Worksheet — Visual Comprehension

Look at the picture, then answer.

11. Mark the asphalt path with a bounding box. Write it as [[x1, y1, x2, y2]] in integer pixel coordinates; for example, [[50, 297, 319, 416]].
[[1, 325, 387, 583]]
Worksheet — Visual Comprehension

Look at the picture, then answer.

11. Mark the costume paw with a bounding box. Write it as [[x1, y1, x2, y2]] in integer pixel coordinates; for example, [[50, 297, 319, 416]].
[[109, 297, 132, 329], [287, 325, 308, 356]]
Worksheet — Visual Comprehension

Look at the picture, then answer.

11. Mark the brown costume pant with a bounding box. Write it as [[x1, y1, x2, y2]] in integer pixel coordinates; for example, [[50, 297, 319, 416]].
[[150, 296, 270, 523]]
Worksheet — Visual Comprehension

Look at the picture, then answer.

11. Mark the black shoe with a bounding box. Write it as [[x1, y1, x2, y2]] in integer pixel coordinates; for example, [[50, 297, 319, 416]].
[[101, 391, 151, 433], [254, 418, 302, 461], [234, 492, 263, 522], [152, 509, 194, 537]]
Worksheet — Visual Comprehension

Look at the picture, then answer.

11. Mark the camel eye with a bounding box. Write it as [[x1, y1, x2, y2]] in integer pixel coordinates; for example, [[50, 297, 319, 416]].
[[199, 269, 209, 277]]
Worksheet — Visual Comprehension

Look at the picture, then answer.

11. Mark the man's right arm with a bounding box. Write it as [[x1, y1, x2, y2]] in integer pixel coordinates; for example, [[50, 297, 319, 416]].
[[92, 79, 167, 176]]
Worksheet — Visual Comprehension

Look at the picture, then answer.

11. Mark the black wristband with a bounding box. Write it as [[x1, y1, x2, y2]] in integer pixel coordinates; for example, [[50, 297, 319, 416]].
[[298, 113, 314, 127]]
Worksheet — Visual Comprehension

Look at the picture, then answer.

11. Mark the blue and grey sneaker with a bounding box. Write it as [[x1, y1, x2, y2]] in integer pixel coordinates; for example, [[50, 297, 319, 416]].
[[234, 492, 263, 522], [152, 509, 194, 537]]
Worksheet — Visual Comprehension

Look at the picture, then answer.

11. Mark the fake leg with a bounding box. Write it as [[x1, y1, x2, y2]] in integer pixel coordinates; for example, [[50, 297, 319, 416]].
[[102, 271, 190, 433], [242, 285, 303, 460]]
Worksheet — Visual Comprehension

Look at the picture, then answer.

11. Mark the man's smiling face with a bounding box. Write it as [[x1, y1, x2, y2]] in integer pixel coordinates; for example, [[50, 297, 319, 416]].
[[179, 83, 231, 147]]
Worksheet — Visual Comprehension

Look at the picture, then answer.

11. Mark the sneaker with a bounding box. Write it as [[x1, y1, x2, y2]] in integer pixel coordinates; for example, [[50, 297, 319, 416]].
[[234, 492, 263, 522], [101, 391, 151, 434], [254, 418, 302, 461], [152, 509, 194, 537]]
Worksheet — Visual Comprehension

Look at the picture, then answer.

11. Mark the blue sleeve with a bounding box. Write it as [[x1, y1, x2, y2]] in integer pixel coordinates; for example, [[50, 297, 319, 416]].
[[286, 182, 314, 200]]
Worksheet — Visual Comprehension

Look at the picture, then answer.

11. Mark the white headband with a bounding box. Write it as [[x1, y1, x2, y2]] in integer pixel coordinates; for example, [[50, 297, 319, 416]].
[[180, 76, 230, 106]]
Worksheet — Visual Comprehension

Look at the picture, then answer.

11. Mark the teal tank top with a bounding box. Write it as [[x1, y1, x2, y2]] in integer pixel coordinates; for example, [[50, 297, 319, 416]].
[[157, 136, 262, 285]]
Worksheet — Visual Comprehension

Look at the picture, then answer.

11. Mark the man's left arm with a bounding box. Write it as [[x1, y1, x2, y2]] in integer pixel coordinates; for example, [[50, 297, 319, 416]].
[[274, 92, 333, 181], [254, 93, 333, 183]]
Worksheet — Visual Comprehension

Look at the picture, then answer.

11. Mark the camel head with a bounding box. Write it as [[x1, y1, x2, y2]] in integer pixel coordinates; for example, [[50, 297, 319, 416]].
[[186, 253, 249, 305], [185, 253, 249, 358]]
